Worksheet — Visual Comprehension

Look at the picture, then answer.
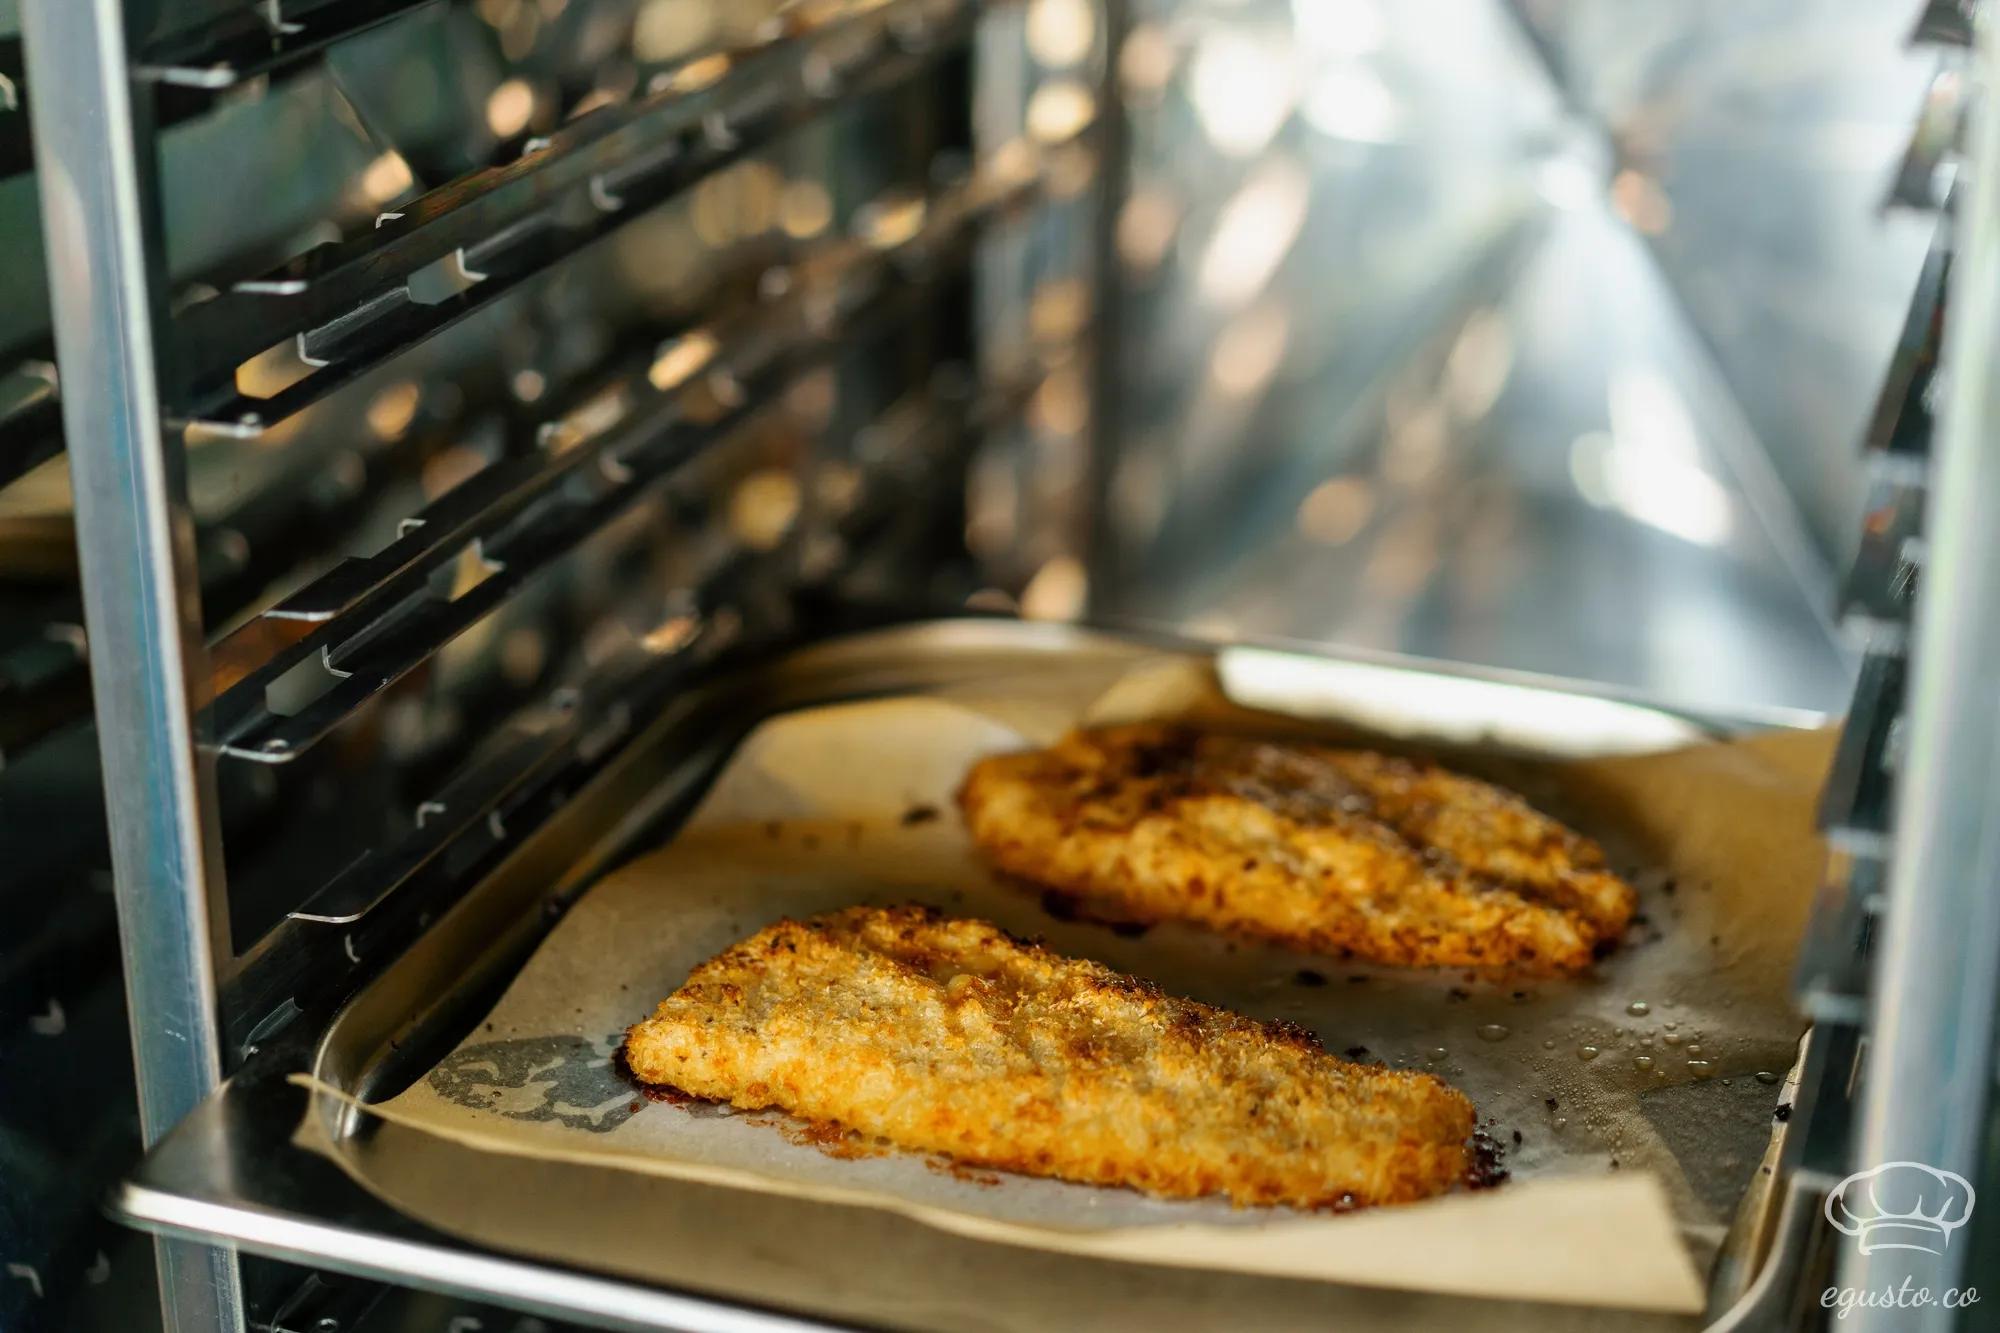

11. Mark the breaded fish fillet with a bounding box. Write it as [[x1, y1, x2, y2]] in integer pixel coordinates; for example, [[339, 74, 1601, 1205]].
[[623, 905, 1475, 1207], [957, 724, 1637, 977]]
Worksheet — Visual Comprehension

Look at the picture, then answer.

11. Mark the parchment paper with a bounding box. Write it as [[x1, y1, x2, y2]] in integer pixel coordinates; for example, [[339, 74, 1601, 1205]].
[[302, 656, 1833, 1315]]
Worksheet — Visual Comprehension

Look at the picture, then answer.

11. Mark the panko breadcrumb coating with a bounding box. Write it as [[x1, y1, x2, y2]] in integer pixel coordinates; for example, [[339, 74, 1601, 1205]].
[[623, 905, 1475, 1207], [957, 724, 1636, 978]]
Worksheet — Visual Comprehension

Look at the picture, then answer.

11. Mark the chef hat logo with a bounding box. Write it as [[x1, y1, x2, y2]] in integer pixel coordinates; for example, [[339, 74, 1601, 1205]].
[[1824, 1162, 1977, 1255]]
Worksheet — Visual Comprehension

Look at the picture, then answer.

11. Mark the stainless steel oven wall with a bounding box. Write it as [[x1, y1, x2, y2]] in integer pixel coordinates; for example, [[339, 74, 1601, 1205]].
[[1081, 0, 1934, 717]]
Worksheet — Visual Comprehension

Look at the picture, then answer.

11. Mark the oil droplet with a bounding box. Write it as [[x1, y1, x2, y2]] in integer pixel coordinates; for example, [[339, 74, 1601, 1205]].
[[1687, 1059, 1714, 1078], [1639, 1035, 1655, 1048], [1663, 1020, 1678, 1031], [1626, 1000, 1650, 1017], [1476, 1024, 1510, 1043], [1686, 1044, 1703, 1057], [1577, 1044, 1601, 1061], [1633, 1055, 1654, 1072], [1427, 1047, 1448, 1063], [1754, 1070, 1780, 1085], [1662, 1031, 1684, 1047], [1553, 1117, 1568, 1130], [1542, 1039, 1556, 1050]]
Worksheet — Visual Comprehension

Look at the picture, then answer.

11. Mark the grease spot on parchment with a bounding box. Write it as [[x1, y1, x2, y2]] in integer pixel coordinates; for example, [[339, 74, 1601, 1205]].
[[428, 1032, 638, 1133]]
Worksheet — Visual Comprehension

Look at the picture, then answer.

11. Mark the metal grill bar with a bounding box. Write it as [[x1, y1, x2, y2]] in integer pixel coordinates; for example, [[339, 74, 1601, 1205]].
[[206, 134, 1088, 762], [1863, 224, 1951, 477], [1815, 650, 1905, 855], [1886, 62, 1968, 212], [287, 715, 575, 925], [175, 0, 1003, 434], [1840, 476, 1926, 641]]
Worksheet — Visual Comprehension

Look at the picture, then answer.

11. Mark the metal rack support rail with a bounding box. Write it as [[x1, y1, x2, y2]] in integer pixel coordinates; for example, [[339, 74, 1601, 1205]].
[[1845, 9, 2000, 1329], [18, 1, 242, 1331]]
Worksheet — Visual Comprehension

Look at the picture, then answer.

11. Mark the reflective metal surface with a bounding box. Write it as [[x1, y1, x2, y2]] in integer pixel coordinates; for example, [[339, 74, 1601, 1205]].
[[1070, 0, 1941, 717], [1844, 11, 2000, 1326], [18, 0, 242, 1328]]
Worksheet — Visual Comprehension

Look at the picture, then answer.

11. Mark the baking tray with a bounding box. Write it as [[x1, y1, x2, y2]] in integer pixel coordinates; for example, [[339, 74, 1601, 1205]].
[[113, 619, 1825, 1332]]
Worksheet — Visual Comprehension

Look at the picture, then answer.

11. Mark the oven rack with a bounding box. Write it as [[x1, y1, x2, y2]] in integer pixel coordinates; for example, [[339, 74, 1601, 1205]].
[[203, 126, 1088, 765], [19, 0, 1121, 1324], [0, 0, 1016, 485], [0, 90, 1076, 774], [0, 0, 1048, 770], [181, 0, 1007, 437]]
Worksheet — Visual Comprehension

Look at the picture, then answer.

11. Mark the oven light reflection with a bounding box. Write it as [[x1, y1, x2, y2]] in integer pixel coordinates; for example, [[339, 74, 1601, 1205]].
[[1569, 431, 1734, 548], [1209, 304, 1290, 398], [1198, 158, 1310, 304], [1189, 31, 1295, 158], [1218, 648, 1708, 757], [1289, 0, 1385, 57], [1027, 0, 1095, 67], [1301, 63, 1401, 144], [1020, 554, 1088, 621]]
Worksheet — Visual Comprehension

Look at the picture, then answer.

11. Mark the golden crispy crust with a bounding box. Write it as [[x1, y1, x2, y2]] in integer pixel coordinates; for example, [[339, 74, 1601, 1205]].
[[623, 905, 1475, 1208], [957, 724, 1637, 978]]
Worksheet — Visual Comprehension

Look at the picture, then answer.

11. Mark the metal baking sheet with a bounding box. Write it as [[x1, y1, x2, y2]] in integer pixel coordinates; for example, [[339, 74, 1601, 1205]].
[[292, 645, 1830, 1319]]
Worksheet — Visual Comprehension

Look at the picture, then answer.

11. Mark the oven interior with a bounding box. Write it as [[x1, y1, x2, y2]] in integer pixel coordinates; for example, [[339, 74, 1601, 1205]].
[[0, 1, 1991, 1329]]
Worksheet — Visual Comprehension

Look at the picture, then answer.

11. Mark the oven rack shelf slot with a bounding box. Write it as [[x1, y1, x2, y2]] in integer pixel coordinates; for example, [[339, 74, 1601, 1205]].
[[1861, 221, 1952, 484], [1911, 0, 1977, 47], [1886, 59, 1969, 212], [1816, 649, 1906, 855], [1840, 475, 1927, 647]]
